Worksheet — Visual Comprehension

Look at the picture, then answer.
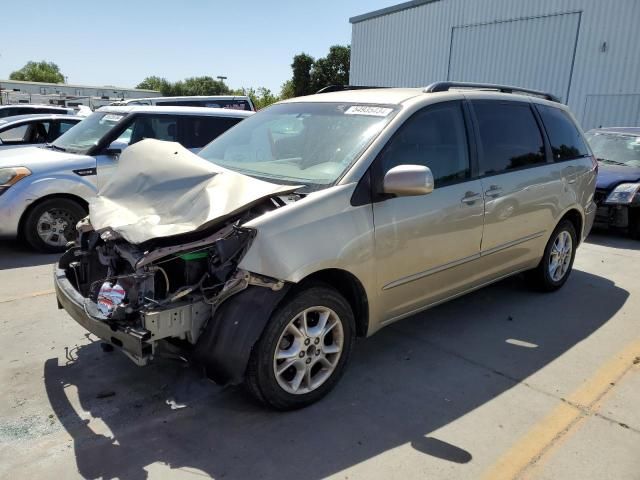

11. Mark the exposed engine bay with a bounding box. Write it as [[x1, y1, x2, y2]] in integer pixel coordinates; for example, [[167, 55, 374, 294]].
[[59, 199, 287, 368]]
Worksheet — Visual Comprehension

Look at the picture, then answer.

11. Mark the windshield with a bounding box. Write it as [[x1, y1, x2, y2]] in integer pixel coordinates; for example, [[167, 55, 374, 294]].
[[52, 111, 126, 154], [198, 102, 397, 190], [586, 132, 640, 167]]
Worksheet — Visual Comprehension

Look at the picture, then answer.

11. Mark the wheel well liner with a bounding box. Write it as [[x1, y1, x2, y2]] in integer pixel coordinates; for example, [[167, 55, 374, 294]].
[[193, 284, 291, 385], [297, 268, 369, 337], [18, 194, 88, 238]]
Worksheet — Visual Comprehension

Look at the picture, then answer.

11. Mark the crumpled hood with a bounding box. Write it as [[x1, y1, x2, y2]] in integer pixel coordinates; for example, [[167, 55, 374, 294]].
[[597, 164, 640, 190], [90, 139, 298, 244]]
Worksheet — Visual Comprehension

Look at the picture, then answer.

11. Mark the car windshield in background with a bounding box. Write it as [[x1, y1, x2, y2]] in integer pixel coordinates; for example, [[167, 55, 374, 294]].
[[52, 112, 125, 154], [586, 132, 640, 167], [198, 102, 397, 190]]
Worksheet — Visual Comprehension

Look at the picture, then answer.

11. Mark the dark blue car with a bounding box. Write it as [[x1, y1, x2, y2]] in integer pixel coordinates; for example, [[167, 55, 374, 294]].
[[585, 128, 640, 239]]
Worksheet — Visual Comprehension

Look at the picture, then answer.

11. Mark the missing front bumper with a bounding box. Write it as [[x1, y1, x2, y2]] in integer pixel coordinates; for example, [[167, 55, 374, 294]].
[[54, 264, 154, 365]]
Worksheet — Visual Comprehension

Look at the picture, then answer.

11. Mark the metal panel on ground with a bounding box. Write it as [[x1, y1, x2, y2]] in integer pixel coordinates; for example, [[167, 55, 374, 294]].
[[448, 12, 581, 102], [582, 94, 640, 130]]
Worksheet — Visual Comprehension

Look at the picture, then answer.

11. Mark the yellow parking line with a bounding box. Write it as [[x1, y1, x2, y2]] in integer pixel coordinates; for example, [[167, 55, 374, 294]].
[[482, 338, 640, 480], [0, 289, 55, 304]]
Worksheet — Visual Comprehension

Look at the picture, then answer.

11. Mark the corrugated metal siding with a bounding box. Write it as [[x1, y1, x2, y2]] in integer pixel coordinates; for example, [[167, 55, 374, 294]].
[[350, 0, 640, 129], [583, 94, 640, 130], [448, 13, 580, 102]]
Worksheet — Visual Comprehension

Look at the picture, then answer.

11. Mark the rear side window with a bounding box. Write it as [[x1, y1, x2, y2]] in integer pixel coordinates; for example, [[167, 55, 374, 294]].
[[537, 105, 590, 161], [379, 101, 470, 187], [473, 101, 546, 175], [180, 116, 243, 148], [157, 100, 252, 111]]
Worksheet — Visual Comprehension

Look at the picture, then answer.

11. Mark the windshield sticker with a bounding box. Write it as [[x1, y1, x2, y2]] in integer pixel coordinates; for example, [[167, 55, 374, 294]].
[[344, 105, 393, 117], [102, 114, 124, 123]]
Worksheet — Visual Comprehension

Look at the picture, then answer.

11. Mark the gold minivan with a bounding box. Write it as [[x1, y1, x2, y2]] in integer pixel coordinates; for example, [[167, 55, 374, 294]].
[[55, 82, 597, 409]]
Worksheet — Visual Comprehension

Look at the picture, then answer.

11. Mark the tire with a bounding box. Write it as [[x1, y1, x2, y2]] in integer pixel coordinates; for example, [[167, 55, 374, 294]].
[[245, 285, 355, 410], [526, 219, 577, 292], [22, 198, 86, 253]]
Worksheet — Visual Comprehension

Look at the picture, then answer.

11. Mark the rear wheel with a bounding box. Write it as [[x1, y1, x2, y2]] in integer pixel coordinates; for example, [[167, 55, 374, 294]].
[[526, 219, 577, 292], [245, 285, 355, 410], [22, 198, 86, 253]]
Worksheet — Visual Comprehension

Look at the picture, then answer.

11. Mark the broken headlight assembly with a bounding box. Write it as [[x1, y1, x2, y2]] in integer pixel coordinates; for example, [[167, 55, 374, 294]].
[[605, 183, 640, 205]]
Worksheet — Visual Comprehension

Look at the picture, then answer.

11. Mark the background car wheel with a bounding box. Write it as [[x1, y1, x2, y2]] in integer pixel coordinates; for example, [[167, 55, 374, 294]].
[[526, 219, 577, 292], [22, 198, 86, 253], [245, 284, 355, 410]]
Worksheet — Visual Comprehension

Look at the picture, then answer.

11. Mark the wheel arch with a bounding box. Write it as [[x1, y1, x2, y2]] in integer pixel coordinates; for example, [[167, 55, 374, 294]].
[[18, 193, 89, 238], [295, 268, 370, 338], [559, 208, 584, 244]]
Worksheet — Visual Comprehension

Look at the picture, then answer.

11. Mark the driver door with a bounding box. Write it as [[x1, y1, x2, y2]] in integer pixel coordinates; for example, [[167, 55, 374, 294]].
[[372, 101, 485, 323]]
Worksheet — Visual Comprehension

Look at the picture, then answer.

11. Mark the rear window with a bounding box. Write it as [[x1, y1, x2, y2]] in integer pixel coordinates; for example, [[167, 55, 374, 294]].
[[156, 99, 253, 111], [180, 116, 243, 148], [473, 101, 546, 175], [538, 105, 590, 161]]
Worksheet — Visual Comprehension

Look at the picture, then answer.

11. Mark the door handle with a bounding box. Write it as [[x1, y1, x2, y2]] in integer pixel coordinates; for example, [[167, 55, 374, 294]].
[[461, 192, 482, 204], [484, 185, 502, 198]]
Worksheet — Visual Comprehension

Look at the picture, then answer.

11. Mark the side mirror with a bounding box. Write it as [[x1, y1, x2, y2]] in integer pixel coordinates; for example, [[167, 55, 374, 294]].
[[104, 140, 128, 156], [383, 164, 434, 197]]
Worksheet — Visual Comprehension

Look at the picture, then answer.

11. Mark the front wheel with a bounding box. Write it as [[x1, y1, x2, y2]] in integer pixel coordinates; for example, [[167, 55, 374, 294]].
[[245, 285, 355, 410], [22, 198, 86, 253], [526, 219, 577, 292]]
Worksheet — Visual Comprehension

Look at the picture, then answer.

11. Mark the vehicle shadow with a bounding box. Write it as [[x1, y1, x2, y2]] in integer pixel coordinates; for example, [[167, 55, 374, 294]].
[[586, 229, 640, 251], [0, 240, 59, 270], [44, 269, 627, 480]]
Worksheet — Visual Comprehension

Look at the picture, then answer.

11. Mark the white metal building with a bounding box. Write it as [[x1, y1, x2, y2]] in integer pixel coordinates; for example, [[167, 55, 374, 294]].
[[349, 0, 640, 129], [0, 79, 159, 109]]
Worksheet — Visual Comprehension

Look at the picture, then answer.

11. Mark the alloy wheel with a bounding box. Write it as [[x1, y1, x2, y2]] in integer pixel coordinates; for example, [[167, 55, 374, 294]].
[[548, 230, 573, 282], [273, 306, 344, 395]]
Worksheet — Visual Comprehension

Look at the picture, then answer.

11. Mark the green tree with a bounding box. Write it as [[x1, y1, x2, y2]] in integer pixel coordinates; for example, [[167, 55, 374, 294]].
[[136, 76, 172, 95], [280, 79, 295, 100], [236, 87, 280, 110], [291, 53, 315, 97], [310, 45, 351, 92], [9, 61, 65, 83], [181, 76, 232, 96]]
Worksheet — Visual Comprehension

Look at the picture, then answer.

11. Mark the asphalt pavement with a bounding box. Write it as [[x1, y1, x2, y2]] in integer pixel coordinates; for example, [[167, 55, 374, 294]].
[[0, 231, 638, 480]]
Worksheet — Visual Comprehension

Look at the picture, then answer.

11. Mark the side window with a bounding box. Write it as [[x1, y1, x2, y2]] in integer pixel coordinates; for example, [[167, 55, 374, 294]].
[[473, 101, 546, 175], [127, 115, 178, 146], [0, 124, 29, 142], [537, 105, 590, 161], [379, 102, 470, 187], [28, 121, 51, 143], [59, 121, 77, 134], [180, 116, 243, 148]]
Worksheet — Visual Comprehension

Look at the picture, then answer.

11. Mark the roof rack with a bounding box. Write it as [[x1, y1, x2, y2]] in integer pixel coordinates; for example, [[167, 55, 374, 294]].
[[423, 81, 561, 103], [316, 85, 387, 94]]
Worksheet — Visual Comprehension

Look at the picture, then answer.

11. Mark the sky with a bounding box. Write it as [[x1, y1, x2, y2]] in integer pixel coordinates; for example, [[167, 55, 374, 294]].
[[0, 0, 397, 93]]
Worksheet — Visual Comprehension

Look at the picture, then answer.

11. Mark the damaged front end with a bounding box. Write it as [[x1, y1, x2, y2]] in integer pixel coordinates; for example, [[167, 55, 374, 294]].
[[54, 215, 289, 383]]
